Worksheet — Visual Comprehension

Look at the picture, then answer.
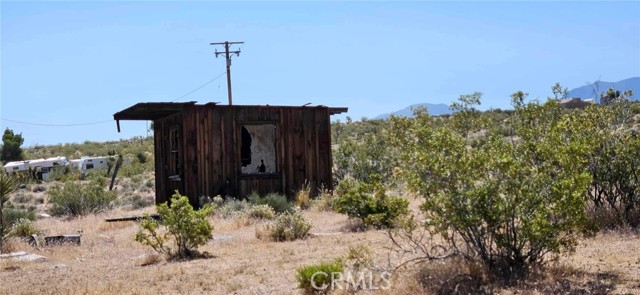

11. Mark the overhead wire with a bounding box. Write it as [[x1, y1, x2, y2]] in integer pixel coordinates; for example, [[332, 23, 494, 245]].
[[0, 71, 228, 127]]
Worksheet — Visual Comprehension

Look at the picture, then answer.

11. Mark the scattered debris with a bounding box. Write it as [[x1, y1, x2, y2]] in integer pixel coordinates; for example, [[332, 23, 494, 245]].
[[212, 235, 233, 241], [28, 234, 40, 247], [309, 232, 343, 237], [105, 214, 161, 223], [0, 251, 46, 262], [45, 235, 81, 246], [3, 265, 20, 271], [38, 213, 51, 219]]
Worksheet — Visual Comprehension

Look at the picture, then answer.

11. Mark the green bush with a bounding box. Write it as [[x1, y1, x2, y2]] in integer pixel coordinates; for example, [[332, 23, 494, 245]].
[[9, 218, 42, 238], [332, 176, 408, 229], [296, 259, 343, 294], [388, 93, 596, 282], [263, 210, 312, 242], [249, 192, 293, 214], [247, 204, 275, 220], [47, 179, 116, 217], [136, 192, 213, 259]]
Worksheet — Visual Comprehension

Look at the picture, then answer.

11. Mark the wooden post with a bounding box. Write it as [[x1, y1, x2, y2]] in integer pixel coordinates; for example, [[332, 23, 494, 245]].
[[109, 155, 123, 191]]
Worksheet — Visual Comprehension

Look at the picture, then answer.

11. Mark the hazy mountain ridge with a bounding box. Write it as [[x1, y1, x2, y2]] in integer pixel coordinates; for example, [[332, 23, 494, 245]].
[[374, 77, 639, 119], [374, 103, 451, 119], [567, 77, 640, 103]]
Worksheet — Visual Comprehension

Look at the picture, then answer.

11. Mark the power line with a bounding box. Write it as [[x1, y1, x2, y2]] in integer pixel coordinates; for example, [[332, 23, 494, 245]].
[[171, 71, 227, 102], [1, 118, 112, 127], [1, 71, 228, 127]]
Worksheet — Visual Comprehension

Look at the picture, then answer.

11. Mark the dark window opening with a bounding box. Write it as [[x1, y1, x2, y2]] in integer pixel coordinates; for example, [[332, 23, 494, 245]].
[[86, 163, 94, 170], [240, 124, 277, 174], [240, 126, 252, 167]]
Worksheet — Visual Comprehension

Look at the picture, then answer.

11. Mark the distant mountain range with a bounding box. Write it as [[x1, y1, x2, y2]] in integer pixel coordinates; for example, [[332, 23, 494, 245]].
[[567, 77, 639, 103], [374, 77, 639, 119], [374, 103, 451, 120]]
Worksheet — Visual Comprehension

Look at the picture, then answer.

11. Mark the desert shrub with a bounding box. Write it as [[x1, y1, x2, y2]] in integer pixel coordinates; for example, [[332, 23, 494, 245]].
[[583, 102, 640, 228], [262, 210, 312, 242], [296, 258, 344, 294], [136, 152, 147, 164], [135, 192, 213, 259], [344, 244, 374, 271], [47, 179, 116, 217], [295, 184, 311, 210], [333, 133, 394, 184], [8, 218, 42, 238], [218, 198, 250, 217], [247, 204, 275, 220], [12, 193, 32, 204], [127, 194, 154, 210], [388, 93, 595, 282], [212, 195, 224, 206], [331, 176, 408, 229], [249, 192, 293, 214]]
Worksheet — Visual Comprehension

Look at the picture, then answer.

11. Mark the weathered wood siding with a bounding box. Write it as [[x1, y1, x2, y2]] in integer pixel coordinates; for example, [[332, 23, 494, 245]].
[[153, 105, 333, 206]]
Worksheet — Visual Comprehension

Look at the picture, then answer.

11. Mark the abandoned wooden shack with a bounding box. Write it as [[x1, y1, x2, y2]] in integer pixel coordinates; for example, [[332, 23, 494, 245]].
[[113, 102, 347, 207]]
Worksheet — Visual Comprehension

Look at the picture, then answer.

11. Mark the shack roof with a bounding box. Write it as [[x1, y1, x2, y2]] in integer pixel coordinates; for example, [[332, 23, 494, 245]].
[[113, 102, 348, 132]]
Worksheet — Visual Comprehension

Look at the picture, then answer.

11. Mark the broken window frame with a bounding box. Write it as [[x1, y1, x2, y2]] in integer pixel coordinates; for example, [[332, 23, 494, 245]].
[[238, 122, 279, 176]]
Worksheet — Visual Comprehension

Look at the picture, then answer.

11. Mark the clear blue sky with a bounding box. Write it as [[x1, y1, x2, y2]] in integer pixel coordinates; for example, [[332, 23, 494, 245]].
[[2, 1, 639, 146]]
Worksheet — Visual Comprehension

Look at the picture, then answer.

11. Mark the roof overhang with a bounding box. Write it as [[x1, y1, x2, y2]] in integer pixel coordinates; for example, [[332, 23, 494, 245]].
[[113, 101, 197, 132], [328, 107, 348, 115]]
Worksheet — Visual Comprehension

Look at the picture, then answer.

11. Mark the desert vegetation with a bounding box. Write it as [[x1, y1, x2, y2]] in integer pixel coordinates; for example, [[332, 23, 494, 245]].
[[0, 86, 639, 294]]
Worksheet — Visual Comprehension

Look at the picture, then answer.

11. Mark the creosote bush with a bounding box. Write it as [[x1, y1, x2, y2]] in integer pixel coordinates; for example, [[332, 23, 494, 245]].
[[135, 192, 213, 259], [388, 92, 596, 282], [248, 192, 293, 214], [260, 210, 312, 242], [247, 204, 276, 220], [296, 258, 344, 294], [331, 175, 409, 229], [47, 179, 116, 217]]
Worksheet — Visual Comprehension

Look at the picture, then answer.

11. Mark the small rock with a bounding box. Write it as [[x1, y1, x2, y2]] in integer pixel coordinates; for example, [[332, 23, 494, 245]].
[[38, 214, 51, 219], [51, 264, 66, 270]]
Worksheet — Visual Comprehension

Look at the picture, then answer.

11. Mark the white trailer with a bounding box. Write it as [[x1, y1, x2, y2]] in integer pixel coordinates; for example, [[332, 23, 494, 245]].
[[3, 160, 31, 175], [3, 156, 69, 181], [28, 156, 70, 181], [70, 156, 111, 173]]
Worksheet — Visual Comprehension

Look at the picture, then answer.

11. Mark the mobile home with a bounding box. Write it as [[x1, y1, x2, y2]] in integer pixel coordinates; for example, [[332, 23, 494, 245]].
[[70, 156, 111, 173], [4, 156, 70, 181]]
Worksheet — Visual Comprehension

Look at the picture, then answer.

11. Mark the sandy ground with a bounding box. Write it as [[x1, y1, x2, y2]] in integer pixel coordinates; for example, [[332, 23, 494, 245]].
[[1, 206, 639, 294]]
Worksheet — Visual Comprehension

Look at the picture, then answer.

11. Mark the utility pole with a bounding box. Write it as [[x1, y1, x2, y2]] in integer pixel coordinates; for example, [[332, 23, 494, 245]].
[[210, 41, 244, 105]]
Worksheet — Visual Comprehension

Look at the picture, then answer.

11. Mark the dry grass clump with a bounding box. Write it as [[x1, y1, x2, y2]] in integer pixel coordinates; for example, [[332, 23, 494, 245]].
[[411, 257, 489, 294], [311, 188, 335, 212], [295, 184, 311, 210]]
